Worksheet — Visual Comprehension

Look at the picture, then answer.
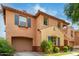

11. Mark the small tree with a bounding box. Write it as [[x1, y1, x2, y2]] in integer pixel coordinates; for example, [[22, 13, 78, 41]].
[[47, 40, 53, 54], [41, 40, 48, 53], [41, 40, 53, 54]]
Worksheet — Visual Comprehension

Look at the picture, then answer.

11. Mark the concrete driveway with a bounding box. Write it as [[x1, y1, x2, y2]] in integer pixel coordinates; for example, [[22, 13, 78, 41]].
[[14, 52, 43, 56]]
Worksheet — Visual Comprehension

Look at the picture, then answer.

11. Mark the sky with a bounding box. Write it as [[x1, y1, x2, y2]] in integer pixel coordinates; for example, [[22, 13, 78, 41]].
[[0, 3, 78, 38], [8, 3, 67, 20]]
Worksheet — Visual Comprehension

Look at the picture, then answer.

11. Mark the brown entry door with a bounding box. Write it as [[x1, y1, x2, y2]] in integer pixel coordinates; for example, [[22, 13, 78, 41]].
[[12, 37, 32, 51]]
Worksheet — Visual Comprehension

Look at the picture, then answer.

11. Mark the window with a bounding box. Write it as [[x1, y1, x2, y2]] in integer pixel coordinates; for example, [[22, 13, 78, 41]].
[[71, 31, 73, 37], [48, 36, 51, 41], [48, 36, 56, 46], [19, 16, 27, 27], [15, 14, 19, 25], [48, 36, 60, 46], [57, 22, 61, 28], [48, 36, 53, 41], [44, 17, 48, 25], [52, 38, 56, 46], [58, 37, 60, 46], [15, 14, 31, 28], [53, 27, 55, 31], [27, 17, 31, 27]]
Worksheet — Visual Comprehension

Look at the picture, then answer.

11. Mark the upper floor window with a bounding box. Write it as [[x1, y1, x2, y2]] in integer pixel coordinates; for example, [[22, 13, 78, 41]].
[[19, 16, 27, 27], [15, 14, 31, 27], [57, 22, 61, 28], [27, 17, 31, 27], [44, 17, 48, 25], [15, 14, 19, 25], [71, 31, 73, 37]]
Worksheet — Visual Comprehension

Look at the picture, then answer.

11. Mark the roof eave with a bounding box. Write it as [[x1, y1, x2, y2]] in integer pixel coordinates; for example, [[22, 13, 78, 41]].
[[2, 5, 35, 17], [35, 10, 70, 25]]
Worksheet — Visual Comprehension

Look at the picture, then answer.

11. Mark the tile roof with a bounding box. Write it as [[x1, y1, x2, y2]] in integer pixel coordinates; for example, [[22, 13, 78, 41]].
[[2, 5, 69, 25]]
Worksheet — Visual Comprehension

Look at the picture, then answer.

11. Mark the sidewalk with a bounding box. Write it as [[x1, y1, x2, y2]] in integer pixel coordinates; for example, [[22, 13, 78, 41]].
[[62, 50, 79, 56], [62, 53, 79, 56]]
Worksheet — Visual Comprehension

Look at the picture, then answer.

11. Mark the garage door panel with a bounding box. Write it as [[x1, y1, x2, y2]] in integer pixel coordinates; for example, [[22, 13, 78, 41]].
[[12, 37, 32, 51]]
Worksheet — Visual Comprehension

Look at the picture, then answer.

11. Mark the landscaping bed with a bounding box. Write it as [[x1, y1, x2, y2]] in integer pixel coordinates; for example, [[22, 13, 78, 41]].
[[41, 40, 75, 56], [47, 52, 72, 56], [45, 51, 79, 56]]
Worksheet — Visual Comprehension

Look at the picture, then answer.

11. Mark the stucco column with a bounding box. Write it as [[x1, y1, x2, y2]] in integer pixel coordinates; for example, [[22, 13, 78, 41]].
[[6, 36, 12, 46], [56, 37, 58, 46], [67, 41, 69, 46]]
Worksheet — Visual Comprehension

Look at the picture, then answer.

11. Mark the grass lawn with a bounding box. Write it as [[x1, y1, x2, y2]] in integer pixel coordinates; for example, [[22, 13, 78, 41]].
[[46, 51, 79, 56]]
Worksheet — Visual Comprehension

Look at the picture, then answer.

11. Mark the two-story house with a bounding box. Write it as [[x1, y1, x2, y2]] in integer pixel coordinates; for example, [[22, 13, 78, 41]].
[[2, 5, 75, 52]]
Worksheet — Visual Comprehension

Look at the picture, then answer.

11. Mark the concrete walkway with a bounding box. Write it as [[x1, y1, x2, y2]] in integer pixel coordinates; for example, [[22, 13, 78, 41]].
[[14, 49, 79, 56], [14, 52, 43, 56], [62, 53, 79, 56], [62, 51, 79, 56], [14, 52, 79, 56]]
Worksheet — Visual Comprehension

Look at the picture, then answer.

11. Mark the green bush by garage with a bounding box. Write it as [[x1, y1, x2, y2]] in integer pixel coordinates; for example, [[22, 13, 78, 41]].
[[0, 37, 15, 56]]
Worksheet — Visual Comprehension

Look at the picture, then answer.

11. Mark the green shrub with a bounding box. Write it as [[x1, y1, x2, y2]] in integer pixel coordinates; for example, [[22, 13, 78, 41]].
[[0, 38, 15, 56], [41, 40, 53, 53], [53, 47, 60, 53], [69, 46, 73, 51], [41, 40, 48, 53], [46, 40, 53, 53], [63, 46, 68, 52]]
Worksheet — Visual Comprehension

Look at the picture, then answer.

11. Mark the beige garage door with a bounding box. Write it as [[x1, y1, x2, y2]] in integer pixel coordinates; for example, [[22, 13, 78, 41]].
[[12, 37, 33, 51]]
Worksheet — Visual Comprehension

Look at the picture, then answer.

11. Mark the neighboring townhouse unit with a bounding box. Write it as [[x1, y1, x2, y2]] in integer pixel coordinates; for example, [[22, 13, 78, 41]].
[[2, 5, 75, 52], [63, 26, 75, 47], [74, 31, 79, 47]]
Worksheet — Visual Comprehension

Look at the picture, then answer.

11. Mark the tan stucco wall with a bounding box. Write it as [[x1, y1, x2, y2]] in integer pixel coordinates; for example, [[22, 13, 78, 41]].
[[35, 14, 59, 46], [5, 9, 73, 47], [66, 27, 75, 41], [35, 14, 69, 46], [5, 10, 36, 46], [36, 14, 58, 30], [74, 31, 79, 46], [62, 26, 75, 46], [40, 26, 64, 46]]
